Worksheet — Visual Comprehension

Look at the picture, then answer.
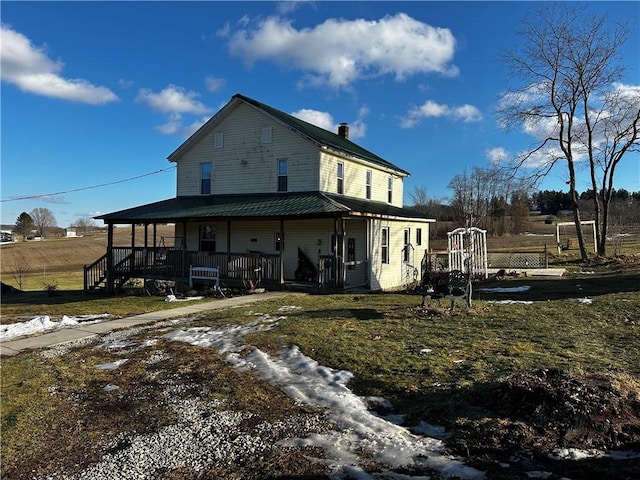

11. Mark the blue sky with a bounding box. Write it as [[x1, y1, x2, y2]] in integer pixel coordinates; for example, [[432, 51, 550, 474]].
[[2, 1, 639, 228]]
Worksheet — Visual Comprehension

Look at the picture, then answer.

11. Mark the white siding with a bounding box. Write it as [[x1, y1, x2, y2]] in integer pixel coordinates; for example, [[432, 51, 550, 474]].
[[369, 218, 431, 291], [176, 102, 320, 196], [319, 151, 404, 206]]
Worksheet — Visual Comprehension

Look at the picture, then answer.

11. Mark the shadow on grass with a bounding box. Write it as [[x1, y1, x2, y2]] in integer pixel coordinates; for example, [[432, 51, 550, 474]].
[[475, 272, 640, 302]]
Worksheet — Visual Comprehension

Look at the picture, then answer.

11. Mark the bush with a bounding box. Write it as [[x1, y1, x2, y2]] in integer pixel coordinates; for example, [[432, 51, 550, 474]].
[[43, 281, 59, 296]]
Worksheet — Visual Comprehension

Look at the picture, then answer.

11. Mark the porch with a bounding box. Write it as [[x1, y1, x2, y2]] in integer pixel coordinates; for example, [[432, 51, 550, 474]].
[[83, 247, 350, 293]]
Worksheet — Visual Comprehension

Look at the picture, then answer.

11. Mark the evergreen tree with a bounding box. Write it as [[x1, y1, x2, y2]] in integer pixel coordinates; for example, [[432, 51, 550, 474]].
[[14, 212, 35, 240]]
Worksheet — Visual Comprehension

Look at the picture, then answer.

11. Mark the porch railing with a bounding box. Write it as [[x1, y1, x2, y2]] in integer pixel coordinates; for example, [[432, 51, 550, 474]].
[[84, 247, 281, 292]]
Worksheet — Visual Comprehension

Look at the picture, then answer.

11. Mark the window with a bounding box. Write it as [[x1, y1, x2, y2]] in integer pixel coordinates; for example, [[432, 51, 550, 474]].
[[277, 158, 288, 192], [262, 126, 272, 144], [337, 162, 344, 194], [381, 227, 389, 264], [274, 232, 282, 251], [366, 170, 372, 199], [416, 228, 422, 246], [214, 133, 224, 149], [387, 177, 393, 203], [199, 225, 216, 252], [200, 162, 212, 195], [403, 228, 410, 262]]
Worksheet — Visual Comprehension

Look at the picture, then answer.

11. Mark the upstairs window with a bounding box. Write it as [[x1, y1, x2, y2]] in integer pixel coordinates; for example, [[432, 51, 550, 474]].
[[416, 228, 422, 246], [200, 162, 212, 195], [387, 177, 393, 203], [214, 133, 224, 149], [278, 158, 288, 192], [366, 170, 372, 199], [337, 162, 344, 194], [381, 227, 389, 264], [262, 126, 272, 144]]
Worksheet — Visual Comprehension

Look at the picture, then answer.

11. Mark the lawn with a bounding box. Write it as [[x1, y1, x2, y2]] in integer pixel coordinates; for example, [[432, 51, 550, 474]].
[[2, 264, 639, 479]]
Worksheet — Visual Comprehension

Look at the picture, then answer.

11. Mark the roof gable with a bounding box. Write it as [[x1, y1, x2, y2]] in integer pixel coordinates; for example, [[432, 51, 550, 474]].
[[167, 93, 409, 176]]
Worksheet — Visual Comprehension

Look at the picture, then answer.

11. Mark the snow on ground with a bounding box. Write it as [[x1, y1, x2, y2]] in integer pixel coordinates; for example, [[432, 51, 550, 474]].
[[166, 311, 485, 479], [0, 314, 111, 341], [477, 286, 531, 293]]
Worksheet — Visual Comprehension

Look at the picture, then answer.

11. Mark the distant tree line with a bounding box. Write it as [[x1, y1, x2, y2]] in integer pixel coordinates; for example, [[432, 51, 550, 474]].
[[410, 183, 639, 237], [12, 209, 98, 240]]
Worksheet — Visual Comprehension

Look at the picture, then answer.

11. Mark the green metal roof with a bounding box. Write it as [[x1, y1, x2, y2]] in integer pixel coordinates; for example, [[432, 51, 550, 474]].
[[96, 192, 433, 224]]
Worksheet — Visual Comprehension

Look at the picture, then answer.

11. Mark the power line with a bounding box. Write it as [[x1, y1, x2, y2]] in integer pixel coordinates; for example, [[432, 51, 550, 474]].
[[1, 166, 177, 202]]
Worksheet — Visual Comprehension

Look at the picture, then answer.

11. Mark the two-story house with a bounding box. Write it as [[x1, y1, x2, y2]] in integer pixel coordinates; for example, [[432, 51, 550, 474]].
[[87, 94, 434, 293]]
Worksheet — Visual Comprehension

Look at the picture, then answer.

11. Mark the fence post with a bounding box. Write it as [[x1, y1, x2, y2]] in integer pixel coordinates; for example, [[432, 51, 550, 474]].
[[544, 244, 549, 269]]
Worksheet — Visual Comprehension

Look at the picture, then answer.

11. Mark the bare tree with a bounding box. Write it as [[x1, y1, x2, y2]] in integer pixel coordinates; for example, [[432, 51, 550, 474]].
[[10, 251, 31, 291], [30, 207, 57, 238], [447, 165, 531, 232], [71, 216, 97, 235], [498, 4, 638, 259]]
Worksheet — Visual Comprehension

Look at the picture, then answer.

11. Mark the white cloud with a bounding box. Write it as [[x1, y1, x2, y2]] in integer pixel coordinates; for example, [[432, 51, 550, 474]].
[[136, 84, 210, 115], [155, 112, 208, 137], [204, 76, 225, 92], [291, 108, 335, 131], [0, 25, 118, 105], [291, 104, 368, 139], [400, 100, 482, 128], [486, 147, 509, 165], [225, 13, 458, 89]]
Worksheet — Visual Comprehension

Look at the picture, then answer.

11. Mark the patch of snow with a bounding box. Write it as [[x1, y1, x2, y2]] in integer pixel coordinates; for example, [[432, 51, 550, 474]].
[[94, 359, 128, 370], [478, 286, 531, 293], [103, 384, 120, 392], [0, 314, 111, 341], [419, 348, 433, 354], [488, 300, 534, 305], [167, 317, 485, 479], [164, 295, 204, 302], [412, 421, 447, 439], [570, 298, 593, 304]]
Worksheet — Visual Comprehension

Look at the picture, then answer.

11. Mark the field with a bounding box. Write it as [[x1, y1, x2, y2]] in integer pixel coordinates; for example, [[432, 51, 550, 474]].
[[0, 225, 176, 292], [1, 220, 640, 479]]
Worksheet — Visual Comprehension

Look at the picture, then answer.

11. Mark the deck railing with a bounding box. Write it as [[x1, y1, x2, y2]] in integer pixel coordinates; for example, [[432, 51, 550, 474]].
[[85, 247, 282, 291]]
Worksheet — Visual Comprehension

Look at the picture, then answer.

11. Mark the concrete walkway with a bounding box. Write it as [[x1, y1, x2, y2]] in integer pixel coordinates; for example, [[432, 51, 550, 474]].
[[0, 291, 293, 357]]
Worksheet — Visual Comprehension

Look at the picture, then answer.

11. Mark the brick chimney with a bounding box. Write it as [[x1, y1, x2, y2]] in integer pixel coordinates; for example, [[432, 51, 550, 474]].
[[338, 122, 349, 139]]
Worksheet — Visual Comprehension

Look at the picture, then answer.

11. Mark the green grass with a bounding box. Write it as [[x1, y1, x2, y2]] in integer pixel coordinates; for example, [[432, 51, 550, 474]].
[[2, 269, 639, 478], [0, 290, 216, 325]]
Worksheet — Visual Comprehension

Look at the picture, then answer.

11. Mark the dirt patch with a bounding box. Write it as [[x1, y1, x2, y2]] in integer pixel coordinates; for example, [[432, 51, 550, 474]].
[[447, 369, 640, 478]]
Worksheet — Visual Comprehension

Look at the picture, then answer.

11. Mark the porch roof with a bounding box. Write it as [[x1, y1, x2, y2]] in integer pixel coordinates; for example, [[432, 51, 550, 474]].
[[95, 192, 435, 224]]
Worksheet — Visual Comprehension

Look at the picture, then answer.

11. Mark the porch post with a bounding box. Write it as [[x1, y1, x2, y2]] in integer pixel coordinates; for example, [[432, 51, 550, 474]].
[[106, 223, 114, 294], [131, 224, 136, 278], [144, 223, 149, 276], [333, 218, 339, 287], [341, 217, 347, 288], [365, 218, 371, 288], [279, 218, 285, 284], [226, 220, 231, 273], [182, 222, 188, 278]]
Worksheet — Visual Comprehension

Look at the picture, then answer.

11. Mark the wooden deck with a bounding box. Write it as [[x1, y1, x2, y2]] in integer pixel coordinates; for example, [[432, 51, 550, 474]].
[[84, 247, 282, 292]]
